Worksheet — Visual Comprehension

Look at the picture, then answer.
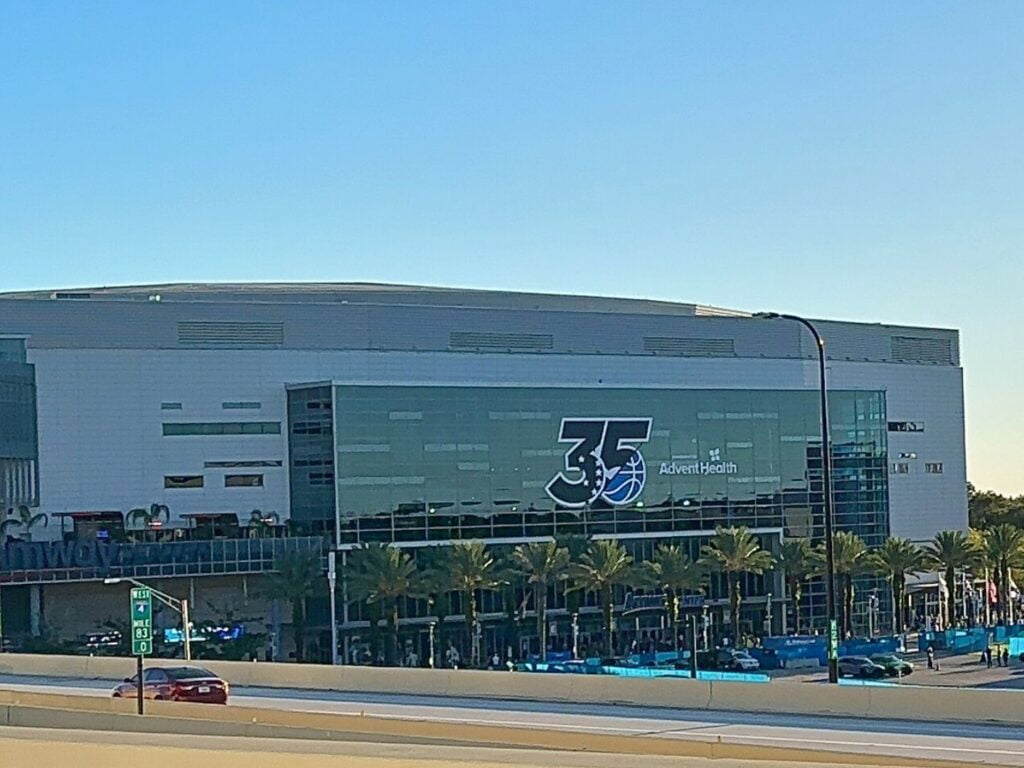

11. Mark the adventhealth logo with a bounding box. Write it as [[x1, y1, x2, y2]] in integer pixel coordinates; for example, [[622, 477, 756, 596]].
[[545, 418, 652, 508], [658, 448, 738, 477]]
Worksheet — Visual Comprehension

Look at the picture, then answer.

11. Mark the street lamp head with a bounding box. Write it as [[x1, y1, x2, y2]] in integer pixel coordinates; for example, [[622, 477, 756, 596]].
[[753, 311, 780, 319], [103, 578, 122, 585]]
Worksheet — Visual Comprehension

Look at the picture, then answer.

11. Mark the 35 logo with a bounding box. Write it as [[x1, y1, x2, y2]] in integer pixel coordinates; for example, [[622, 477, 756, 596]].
[[545, 418, 652, 508]]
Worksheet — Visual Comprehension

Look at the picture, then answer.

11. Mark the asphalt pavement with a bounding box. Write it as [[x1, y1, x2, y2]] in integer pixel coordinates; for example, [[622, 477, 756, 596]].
[[1, 673, 1023, 765]]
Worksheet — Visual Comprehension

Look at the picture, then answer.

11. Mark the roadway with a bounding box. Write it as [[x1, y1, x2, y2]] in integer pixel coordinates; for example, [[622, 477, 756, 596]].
[[1, 673, 1022, 765]]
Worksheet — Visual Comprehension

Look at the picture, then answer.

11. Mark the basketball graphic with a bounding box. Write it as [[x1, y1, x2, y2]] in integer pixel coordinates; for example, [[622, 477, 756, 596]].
[[601, 449, 646, 505]]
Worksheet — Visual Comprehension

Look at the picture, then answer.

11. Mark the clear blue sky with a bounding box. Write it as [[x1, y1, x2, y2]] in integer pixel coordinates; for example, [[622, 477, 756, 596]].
[[2, 2, 1021, 494]]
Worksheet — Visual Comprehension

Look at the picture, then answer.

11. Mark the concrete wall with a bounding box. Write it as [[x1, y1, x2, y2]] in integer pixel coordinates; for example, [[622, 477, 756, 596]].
[[0, 653, 1022, 727]]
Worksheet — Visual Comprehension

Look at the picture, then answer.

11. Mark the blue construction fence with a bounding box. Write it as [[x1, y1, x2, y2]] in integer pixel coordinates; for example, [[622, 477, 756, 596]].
[[748, 635, 904, 669], [516, 657, 768, 682], [523, 635, 906, 673], [918, 625, 1024, 655]]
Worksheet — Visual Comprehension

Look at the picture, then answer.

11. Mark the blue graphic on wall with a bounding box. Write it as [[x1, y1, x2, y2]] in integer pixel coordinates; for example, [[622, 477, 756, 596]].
[[545, 418, 652, 508]]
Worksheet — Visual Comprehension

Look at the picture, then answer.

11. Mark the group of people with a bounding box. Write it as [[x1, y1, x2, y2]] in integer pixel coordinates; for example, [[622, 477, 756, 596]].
[[981, 645, 1011, 668]]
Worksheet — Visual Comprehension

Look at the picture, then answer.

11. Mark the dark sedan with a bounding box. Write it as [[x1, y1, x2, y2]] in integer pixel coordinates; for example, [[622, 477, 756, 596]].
[[112, 665, 229, 704], [837, 656, 887, 679], [870, 654, 913, 677]]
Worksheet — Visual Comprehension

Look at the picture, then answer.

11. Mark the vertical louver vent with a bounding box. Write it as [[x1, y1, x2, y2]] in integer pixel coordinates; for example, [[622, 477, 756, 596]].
[[178, 321, 285, 346], [449, 331, 554, 350], [642, 336, 736, 357], [890, 336, 953, 364]]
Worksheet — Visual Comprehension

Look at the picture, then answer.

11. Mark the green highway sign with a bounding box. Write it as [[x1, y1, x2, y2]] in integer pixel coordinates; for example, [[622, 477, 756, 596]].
[[130, 586, 153, 656]]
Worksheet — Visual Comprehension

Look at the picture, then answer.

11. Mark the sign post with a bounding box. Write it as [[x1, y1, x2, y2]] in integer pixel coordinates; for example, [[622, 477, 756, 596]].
[[130, 587, 152, 715]]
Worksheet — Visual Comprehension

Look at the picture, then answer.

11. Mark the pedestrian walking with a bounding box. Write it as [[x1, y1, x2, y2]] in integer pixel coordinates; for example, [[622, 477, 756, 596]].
[[1002, 648, 1010, 668], [985, 646, 993, 668], [926, 646, 934, 669]]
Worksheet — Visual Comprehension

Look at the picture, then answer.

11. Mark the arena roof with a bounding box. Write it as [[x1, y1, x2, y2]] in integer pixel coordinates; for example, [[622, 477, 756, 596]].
[[0, 282, 747, 317]]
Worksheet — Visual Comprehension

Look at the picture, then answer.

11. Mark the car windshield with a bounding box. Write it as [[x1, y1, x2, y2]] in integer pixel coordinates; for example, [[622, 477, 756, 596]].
[[165, 666, 217, 680], [872, 655, 898, 662]]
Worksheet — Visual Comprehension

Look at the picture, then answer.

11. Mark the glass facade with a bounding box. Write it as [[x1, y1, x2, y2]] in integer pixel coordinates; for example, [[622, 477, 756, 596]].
[[286, 384, 890, 633]]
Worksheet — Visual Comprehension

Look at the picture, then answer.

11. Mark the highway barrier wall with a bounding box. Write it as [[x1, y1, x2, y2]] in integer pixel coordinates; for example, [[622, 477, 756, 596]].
[[2, 652, 1024, 726]]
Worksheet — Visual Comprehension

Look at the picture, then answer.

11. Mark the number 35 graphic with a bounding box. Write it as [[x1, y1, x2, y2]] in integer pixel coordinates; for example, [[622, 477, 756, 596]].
[[545, 418, 652, 508]]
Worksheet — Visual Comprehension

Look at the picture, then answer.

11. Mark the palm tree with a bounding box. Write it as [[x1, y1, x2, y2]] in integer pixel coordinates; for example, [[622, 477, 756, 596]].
[[346, 543, 420, 665], [555, 534, 591, 619], [700, 526, 775, 642], [246, 509, 279, 538], [985, 524, 1024, 621], [264, 549, 323, 662], [512, 540, 570, 661], [419, 551, 454, 664], [640, 544, 704, 651], [779, 538, 822, 634], [869, 537, 926, 633], [969, 527, 993, 623], [127, 503, 169, 532], [831, 531, 868, 637], [571, 539, 636, 657], [447, 541, 504, 666], [925, 530, 980, 627], [1, 505, 48, 542]]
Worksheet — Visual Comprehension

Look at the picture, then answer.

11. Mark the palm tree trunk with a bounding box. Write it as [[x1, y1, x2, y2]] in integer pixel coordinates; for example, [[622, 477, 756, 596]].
[[537, 585, 547, 662], [668, 591, 680, 653], [945, 566, 956, 628], [292, 599, 306, 662], [896, 580, 902, 632], [366, 602, 381, 664], [730, 573, 741, 642], [602, 585, 613, 658], [844, 577, 854, 637], [387, 600, 399, 666], [789, 579, 801, 634], [464, 590, 476, 665], [888, 577, 897, 634]]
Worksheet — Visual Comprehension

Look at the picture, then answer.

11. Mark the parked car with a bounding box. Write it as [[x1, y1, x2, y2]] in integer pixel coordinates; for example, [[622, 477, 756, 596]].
[[112, 665, 229, 704], [838, 656, 887, 679], [869, 654, 913, 677], [717, 649, 761, 672]]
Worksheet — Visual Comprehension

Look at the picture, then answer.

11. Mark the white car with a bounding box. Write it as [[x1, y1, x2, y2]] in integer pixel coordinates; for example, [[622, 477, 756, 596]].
[[719, 650, 760, 671]]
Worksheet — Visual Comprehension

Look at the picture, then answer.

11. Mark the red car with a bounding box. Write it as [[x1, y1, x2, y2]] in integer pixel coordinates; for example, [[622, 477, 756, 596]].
[[112, 665, 229, 704]]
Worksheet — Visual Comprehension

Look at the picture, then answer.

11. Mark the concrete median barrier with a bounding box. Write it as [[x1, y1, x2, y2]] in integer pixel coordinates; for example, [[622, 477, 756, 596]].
[[4, 652, 1024, 727]]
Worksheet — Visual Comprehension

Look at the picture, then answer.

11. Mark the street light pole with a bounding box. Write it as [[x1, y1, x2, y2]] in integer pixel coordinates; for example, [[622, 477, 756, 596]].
[[328, 551, 338, 665], [756, 312, 839, 684], [103, 577, 192, 662]]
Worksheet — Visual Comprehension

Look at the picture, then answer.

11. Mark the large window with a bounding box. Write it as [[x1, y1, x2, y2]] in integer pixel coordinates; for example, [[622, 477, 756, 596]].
[[294, 385, 889, 554], [225, 474, 264, 487], [164, 475, 204, 489], [162, 422, 281, 436]]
